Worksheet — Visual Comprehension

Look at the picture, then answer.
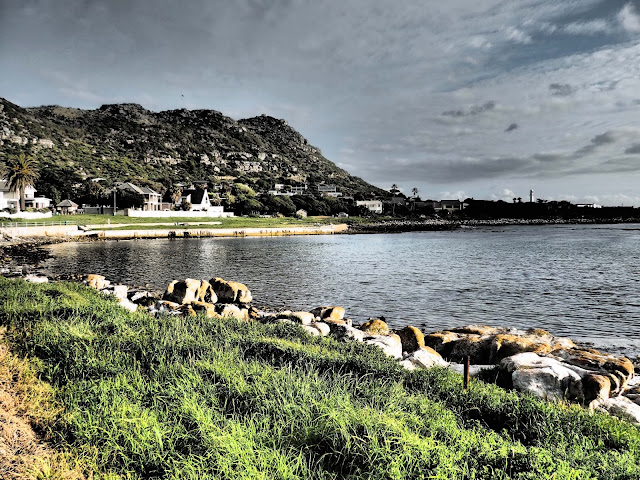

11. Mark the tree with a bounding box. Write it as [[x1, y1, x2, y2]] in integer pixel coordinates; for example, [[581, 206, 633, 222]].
[[390, 184, 400, 195], [412, 187, 419, 198], [1, 153, 39, 211], [167, 185, 182, 204]]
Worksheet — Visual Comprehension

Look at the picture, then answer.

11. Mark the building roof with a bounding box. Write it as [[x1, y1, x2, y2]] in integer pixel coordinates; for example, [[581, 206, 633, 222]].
[[57, 199, 79, 208], [183, 189, 207, 204]]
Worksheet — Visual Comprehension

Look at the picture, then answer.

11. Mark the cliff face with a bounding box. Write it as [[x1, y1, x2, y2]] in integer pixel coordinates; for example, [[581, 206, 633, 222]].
[[0, 98, 380, 200]]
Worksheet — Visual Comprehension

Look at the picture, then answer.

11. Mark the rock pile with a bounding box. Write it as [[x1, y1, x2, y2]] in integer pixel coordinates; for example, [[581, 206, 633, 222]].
[[77, 273, 640, 424]]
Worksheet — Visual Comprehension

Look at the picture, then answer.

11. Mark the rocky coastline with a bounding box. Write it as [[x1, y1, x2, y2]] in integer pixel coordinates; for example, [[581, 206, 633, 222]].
[[7, 267, 640, 426], [347, 217, 640, 234]]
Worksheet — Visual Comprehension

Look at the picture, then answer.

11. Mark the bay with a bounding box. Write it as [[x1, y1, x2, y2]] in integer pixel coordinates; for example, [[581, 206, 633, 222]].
[[44, 223, 640, 355]]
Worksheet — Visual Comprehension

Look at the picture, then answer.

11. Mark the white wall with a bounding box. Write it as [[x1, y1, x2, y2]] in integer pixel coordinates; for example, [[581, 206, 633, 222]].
[[124, 207, 233, 218]]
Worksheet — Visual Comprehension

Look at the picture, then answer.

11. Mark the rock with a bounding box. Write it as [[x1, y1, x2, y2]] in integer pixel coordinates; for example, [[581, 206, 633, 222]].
[[597, 396, 640, 424], [582, 374, 611, 404], [552, 348, 635, 386], [423, 331, 460, 354], [402, 347, 447, 369], [163, 279, 216, 305], [118, 298, 138, 313], [210, 277, 252, 304], [364, 334, 403, 359], [112, 284, 128, 301], [191, 301, 217, 317], [301, 325, 322, 336], [312, 322, 331, 336], [214, 303, 249, 320], [277, 311, 315, 325], [24, 274, 48, 283], [500, 353, 583, 401], [447, 363, 494, 377], [489, 333, 552, 363], [180, 304, 197, 317], [84, 274, 110, 290], [451, 325, 503, 336], [360, 319, 389, 336], [156, 300, 182, 314], [311, 306, 345, 322], [396, 326, 425, 353], [129, 290, 157, 307], [329, 324, 366, 342]]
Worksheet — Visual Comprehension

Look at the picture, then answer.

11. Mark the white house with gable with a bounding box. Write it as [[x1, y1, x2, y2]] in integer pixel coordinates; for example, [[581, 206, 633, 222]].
[[0, 180, 51, 211]]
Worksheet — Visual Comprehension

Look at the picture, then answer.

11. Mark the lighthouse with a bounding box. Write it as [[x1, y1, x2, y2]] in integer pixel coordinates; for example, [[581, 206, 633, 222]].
[[530, 189, 534, 203]]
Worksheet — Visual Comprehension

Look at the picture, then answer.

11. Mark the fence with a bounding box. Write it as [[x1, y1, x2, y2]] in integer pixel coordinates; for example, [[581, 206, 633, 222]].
[[0, 220, 77, 229]]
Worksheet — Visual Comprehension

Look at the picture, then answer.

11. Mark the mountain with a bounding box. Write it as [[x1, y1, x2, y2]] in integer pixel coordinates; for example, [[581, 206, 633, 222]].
[[0, 98, 383, 202]]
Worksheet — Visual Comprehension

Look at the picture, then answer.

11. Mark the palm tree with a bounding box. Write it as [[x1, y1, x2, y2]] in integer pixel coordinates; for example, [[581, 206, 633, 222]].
[[1, 153, 39, 211], [412, 187, 418, 198]]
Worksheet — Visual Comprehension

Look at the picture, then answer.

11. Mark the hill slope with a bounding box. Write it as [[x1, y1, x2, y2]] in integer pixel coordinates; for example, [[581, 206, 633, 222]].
[[0, 98, 382, 202]]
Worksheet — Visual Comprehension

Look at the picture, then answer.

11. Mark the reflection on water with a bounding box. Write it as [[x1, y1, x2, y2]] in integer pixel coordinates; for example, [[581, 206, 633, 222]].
[[45, 224, 640, 354]]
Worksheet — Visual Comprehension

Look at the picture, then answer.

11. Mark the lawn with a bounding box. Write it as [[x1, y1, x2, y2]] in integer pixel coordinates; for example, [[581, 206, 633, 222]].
[[1, 277, 639, 479]]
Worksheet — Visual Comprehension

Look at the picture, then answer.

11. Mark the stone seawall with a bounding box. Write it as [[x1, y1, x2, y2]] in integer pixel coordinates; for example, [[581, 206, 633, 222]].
[[86, 224, 348, 239]]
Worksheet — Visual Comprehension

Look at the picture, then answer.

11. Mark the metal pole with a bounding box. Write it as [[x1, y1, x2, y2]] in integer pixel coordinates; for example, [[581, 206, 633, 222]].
[[464, 355, 470, 390]]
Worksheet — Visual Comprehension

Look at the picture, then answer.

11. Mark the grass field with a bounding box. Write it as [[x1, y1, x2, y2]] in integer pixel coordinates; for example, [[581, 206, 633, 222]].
[[1, 277, 640, 479]]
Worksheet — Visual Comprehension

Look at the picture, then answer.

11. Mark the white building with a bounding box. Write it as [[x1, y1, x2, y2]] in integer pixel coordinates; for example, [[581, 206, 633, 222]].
[[0, 180, 51, 211], [356, 200, 383, 214]]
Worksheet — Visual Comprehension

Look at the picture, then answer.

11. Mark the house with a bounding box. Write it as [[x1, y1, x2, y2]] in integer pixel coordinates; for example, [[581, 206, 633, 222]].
[[115, 182, 161, 211], [434, 200, 465, 212], [356, 200, 383, 214], [0, 180, 51, 211], [181, 188, 212, 211], [56, 199, 79, 214], [317, 184, 342, 198]]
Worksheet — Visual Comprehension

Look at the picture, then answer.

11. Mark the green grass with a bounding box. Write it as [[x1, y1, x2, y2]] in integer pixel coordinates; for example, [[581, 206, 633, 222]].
[[60, 214, 338, 229], [1, 277, 640, 479]]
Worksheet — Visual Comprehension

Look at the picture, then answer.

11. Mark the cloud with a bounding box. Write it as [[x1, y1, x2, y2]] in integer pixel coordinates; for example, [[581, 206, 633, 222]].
[[618, 3, 640, 33], [504, 26, 532, 44], [442, 101, 496, 117], [549, 83, 574, 96], [505, 123, 518, 132]]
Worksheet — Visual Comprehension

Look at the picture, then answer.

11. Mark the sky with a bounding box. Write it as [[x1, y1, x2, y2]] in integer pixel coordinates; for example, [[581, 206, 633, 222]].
[[2, 0, 640, 205]]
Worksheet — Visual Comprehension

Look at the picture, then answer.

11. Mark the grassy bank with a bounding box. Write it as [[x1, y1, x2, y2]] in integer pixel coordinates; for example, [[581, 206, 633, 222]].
[[1, 277, 640, 479]]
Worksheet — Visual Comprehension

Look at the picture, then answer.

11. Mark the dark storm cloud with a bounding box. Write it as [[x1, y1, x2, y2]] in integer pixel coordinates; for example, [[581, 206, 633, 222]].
[[624, 144, 640, 154], [505, 123, 518, 132], [442, 101, 496, 117]]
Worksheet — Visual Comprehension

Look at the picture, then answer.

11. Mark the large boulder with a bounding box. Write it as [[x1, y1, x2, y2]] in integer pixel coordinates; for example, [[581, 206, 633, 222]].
[[277, 311, 315, 325], [489, 333, 552, 363], [191, 301, 217, 318], [364, 334, 403, 359], [396, 326, 425, 353], [402, 347, 447, 369], [552, 348, 635, 387], [311, 306, 345, 322], [328, 324, 367, 342], [360, 319, 389, 336], [214, 303, 249, 321], [597, 396, 640, 424], [501, 353, 583, 401], [163, 279, 216, 305], [210, 278, 252, 304]]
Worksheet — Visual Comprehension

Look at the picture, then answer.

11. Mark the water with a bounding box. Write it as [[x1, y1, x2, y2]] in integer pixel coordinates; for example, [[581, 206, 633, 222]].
[[44, 223, 640, 355]]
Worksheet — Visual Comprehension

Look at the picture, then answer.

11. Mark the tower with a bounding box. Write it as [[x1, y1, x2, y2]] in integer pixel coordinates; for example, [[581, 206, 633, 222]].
[[530, 189, 534, 203]]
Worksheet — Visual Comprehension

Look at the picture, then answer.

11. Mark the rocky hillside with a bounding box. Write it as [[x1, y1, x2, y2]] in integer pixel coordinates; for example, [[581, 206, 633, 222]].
[[0, 97, 382, 202]]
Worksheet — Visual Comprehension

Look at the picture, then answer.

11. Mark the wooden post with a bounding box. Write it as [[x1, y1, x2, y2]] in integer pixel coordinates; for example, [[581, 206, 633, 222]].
[[464, 355, 470, 390]]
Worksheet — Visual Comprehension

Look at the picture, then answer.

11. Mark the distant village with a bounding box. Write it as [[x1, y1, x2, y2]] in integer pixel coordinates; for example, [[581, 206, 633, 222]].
[[0, 177, 637, 221]]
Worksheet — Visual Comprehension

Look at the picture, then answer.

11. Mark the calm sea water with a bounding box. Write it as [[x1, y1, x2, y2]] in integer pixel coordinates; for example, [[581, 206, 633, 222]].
[[44, 224, 640, 355]]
